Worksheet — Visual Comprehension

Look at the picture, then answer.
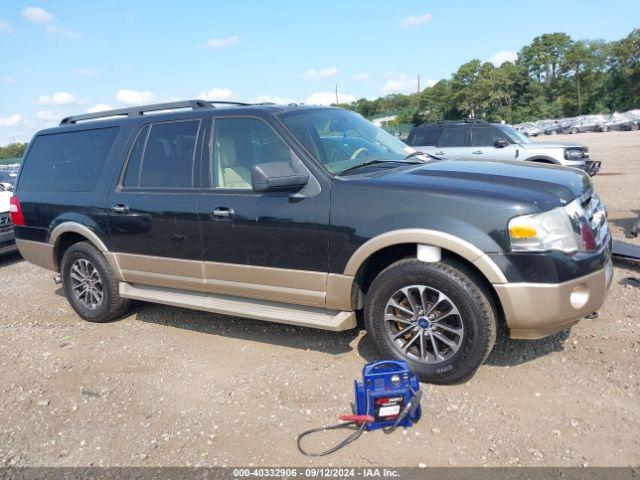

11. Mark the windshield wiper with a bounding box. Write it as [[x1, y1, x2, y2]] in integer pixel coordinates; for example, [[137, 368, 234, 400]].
[[338, 160, 406, 175]]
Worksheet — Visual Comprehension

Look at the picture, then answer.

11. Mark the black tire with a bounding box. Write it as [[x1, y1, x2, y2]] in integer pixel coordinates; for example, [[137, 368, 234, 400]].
[[570, 127, 578, 134], [631, 123, 639, 131], [364, 259, 496, 384], [61, 242, 130, 323]]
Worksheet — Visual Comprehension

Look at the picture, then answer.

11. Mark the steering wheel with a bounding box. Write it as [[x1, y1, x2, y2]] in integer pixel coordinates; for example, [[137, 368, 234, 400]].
[[350, 147, 369, 160]]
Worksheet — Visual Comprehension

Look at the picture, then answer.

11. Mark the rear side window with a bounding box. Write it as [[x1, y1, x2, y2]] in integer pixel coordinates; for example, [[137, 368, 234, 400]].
[[19, 127, 119, 192], [437, 128, 466, 147], [408, 126, 439, 146], [122, 120, 200, 189]]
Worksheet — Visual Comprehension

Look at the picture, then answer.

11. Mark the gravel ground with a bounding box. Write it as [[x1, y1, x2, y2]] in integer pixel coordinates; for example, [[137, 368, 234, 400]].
[[0, 131, 638, 467]]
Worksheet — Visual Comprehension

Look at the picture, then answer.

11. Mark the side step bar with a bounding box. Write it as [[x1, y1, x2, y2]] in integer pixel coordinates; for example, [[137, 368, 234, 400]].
[[119, 283, 357, 331]]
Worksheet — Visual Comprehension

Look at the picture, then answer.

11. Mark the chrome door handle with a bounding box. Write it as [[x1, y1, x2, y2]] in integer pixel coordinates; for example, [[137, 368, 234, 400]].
[[211, 207, 234, 219], [110, 203, 129, 214], [472, 150, 483, 155]]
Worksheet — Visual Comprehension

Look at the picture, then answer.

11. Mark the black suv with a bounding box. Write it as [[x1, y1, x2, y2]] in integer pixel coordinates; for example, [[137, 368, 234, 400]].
[[12, 101, 612, 383], [407, 120, 601, 176]]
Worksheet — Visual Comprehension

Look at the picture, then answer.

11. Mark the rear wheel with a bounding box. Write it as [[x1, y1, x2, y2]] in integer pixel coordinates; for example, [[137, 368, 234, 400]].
[[570, 127, 579, 134], [61, 242, 129, 323], [364, 259, 496, 384], [631, 123, 639, 131]]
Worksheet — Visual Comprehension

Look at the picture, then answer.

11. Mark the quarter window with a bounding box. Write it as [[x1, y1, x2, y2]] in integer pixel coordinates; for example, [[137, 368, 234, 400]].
[[408, 126, 440, 146], [123, 120, 200, 189], [211, 117, 293, 189], [437, 128, 466, 147], [19, 127, 119, 192]]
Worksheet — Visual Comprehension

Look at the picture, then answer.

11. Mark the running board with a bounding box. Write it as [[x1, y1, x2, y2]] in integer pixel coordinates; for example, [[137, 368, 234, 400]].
[[119, 283, 357, 331]]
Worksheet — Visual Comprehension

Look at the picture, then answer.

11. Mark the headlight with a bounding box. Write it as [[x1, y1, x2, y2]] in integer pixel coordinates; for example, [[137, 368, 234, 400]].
[[564, 148, 584, 160], [508, 199, 596, 253]]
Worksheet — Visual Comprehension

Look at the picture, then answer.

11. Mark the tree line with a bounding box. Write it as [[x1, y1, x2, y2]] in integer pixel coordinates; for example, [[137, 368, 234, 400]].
[[341, 28, 640, 125], [0, 142, 27, 160]]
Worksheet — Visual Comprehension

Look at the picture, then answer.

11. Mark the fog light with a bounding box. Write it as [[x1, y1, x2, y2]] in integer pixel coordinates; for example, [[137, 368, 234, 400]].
[[569, 286, 589, 309]]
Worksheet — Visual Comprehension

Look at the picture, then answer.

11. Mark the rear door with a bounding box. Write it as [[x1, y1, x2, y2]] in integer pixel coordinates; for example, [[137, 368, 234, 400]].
[[463, 126, 517, 161], [434, 127, 468, 159], [107, 118, 204, 286]]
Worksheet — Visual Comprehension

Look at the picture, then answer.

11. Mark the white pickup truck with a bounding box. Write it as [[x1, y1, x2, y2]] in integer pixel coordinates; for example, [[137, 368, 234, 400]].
[[0, 182, 16, 255]]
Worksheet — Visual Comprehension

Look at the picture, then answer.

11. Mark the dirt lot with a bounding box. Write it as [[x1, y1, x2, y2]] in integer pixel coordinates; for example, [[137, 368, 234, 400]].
[[0, 131, 639, 468]]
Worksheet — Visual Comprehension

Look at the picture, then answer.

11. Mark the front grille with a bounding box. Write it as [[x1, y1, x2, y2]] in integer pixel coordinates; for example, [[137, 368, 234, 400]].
[[582, 192, 609, 247]]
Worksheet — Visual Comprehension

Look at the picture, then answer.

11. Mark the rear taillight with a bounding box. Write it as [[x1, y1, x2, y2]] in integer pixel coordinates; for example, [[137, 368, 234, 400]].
[[9, 196, 25, 226], [580, 223, 597, 251]]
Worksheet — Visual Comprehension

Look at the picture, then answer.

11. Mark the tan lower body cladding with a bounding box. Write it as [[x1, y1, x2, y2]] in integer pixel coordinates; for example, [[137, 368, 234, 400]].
[[110, 252, 355, 311]]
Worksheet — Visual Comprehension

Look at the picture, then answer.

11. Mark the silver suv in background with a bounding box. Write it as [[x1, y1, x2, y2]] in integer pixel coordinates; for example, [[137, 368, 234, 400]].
[[406, 120, 601, 176]]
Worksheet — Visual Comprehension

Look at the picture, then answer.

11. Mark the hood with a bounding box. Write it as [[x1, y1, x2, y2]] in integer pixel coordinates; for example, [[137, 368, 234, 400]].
[[0, 191, 11, 213], [521, 141, 583, 149], [362, 159, 590, 210]]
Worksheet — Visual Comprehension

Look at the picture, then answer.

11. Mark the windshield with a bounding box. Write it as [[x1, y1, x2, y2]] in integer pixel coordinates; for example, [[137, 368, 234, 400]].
[[497, 124, 531, 144], [279, 109, 421, 174]]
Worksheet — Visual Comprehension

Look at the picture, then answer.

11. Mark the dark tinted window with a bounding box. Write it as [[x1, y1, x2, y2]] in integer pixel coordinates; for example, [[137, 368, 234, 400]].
[[438, 128, 466, 147], [19, 127, 119, 192], [212, 117, 292, 189], [133, 120, 199, 189], [470, 127, 504, 147], [408, 126, 440, 146], [122, 125, 150, 188]]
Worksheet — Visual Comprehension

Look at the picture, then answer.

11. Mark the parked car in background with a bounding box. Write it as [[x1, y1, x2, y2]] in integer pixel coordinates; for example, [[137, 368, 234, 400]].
[[0, 163, 20, 186], [542, 119, 577, 135], [601, 112, 639, 132], [406, 120, 601, 175], [515, 122, 542, 137], [0, 182, 16, 255], [11, 101, 612, 384], [566, 115, 607, 134]]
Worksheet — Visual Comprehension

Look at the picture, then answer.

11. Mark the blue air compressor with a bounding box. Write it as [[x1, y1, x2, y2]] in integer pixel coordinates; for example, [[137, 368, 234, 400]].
[[297, 360, 422, 456]]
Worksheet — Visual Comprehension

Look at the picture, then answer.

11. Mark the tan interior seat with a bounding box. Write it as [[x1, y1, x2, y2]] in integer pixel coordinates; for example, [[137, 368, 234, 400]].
[[217, 137, 251, 189]]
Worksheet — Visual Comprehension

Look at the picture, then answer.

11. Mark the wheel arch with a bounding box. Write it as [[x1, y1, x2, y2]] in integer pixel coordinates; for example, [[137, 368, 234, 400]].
[[524, 155, 559, 164], [338, 229, 507, 313], [49, 222, 111, 271]]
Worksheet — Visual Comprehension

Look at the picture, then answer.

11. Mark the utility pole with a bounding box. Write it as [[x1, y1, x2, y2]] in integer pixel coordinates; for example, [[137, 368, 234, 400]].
[[417, 73, 421, 94], [335, 84, 339, 105]]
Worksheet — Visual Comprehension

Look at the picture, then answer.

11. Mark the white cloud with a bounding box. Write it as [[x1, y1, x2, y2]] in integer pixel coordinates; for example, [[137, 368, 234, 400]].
[[2, 77, 16, 85], [489, 50, 518, 66], [198, 88, 233, 101], [424, 79, 437, 88], [87, 104, 114, 113], [74, 68, 95, 77], [36, 110, 59, 122], [350, 72, 369, 81], [0, 114, 23, 128], [116, 89, 154, 105], [304, 67, 339, 80], [0, 18, 12, 33], [305, 92, 355, 106], [36, 91, 78, 106], [250, 95, 294, 104], [203, 35, 239, 48], [379, 75, 422, 95], [402, 13, 432, 27], [22, 6, 54, 24]]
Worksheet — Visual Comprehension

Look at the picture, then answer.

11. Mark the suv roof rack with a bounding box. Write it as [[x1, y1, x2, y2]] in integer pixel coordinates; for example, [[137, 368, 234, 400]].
[[59, 99, 255, 125], [434, 119, 489, 125]]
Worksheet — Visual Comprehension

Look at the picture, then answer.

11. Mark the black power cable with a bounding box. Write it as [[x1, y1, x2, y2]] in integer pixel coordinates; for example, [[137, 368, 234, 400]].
[[296, 388, 422, 456]]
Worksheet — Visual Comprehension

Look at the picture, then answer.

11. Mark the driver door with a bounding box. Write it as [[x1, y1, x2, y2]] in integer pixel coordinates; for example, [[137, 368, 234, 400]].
[[462, 126, 517, 161], [197, 115, 331, 307]]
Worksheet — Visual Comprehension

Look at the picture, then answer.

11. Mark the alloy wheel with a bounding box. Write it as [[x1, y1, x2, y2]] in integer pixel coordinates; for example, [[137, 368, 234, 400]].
[[69, 258, 104, 310], [384, 285, 464, 364]]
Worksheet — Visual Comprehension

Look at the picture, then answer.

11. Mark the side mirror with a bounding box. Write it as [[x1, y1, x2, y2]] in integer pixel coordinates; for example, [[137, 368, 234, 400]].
[[251, 162, 310, 192], [494, 138, 509, 148]]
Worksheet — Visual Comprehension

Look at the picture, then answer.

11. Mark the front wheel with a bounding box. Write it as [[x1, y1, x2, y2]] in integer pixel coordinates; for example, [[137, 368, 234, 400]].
[[364, 259, 497, 384]]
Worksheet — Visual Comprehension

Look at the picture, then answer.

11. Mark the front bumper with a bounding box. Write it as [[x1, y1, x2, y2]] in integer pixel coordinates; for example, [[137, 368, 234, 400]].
[[580, 160, 601, 177], [493, 258, 613, 339], [0, 227, 17, 255]]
